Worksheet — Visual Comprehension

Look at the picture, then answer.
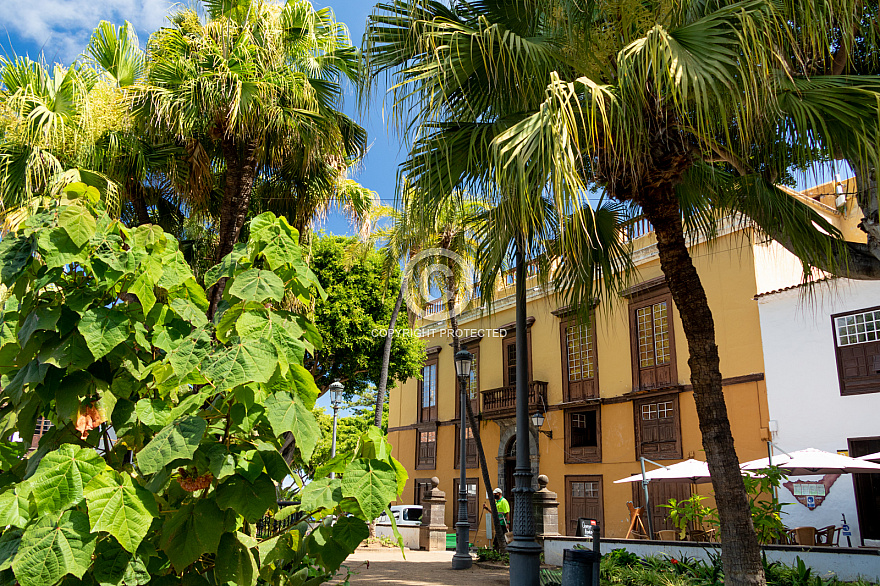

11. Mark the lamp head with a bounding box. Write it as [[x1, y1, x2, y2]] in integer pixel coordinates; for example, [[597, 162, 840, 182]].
[[454, 350, 473, 378], [531, 411, 545, 429], [328, 381, 343, 404]]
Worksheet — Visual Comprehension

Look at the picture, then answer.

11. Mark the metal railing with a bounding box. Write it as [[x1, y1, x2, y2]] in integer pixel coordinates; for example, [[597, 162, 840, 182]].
[[256, 500, 300, 539]]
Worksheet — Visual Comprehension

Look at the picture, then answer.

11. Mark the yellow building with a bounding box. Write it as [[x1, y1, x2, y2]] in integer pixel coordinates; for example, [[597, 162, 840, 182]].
[[386, 179, 863, 543]]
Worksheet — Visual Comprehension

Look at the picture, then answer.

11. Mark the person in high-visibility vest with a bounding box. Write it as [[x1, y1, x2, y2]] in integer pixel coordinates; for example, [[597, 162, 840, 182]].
[[484, 488, 510, 533]]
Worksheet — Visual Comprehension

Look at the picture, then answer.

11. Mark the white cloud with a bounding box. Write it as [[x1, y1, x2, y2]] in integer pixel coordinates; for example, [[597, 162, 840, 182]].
[[1, 0, 176, 63]]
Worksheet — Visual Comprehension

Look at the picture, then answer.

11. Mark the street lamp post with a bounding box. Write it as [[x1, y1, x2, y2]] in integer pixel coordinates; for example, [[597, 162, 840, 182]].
[[452, 350, 474, 570], [329, 381, 343, 479], [508, 247, 542, 586]]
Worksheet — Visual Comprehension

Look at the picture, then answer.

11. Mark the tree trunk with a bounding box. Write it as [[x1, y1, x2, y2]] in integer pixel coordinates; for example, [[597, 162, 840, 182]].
[[130, 183, 150, 226], [449, 312, 506, 551], [639, 188, 766, 586], [208, 138, 259, 319], [374, 284, 405, 428]]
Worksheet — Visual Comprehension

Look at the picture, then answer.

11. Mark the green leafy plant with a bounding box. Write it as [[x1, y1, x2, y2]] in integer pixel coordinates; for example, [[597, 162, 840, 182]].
[[661, 494, 714, 540], [742, 467, 789, 545], [0, 183, 406, 585], [475, 546, 509, 564]]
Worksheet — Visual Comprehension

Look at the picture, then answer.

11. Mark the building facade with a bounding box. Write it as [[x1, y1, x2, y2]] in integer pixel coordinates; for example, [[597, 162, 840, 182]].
[[757, 278, 880, 547], [387, 179, 865, 543]]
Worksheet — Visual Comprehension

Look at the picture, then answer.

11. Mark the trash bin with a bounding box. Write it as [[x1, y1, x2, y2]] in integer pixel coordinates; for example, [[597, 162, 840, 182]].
[[561, 548, 599, 586]]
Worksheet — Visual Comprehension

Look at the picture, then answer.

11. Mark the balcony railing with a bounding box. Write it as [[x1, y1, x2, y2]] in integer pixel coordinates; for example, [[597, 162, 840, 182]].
[[481, 381, 548, 419]]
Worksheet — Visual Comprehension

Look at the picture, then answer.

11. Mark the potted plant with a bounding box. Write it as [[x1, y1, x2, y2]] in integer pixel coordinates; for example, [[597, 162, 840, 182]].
[[660, 494, 714, 540]]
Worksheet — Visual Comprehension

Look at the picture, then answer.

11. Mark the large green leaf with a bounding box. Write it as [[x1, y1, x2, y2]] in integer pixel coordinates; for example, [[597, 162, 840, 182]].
[[214, 474, 277, 522], [57, 205, 96, 248], [28, 444, 106, 515], [0, 235, 33, 285], [4, 360, 48, 402], [135, 417, 206, 476], [331, 516, 370, 552], [84, 471, 159, 552], [167, 327, 211, 379], [91, 539, 132, 585], [214, 532, 258, 586], [0, 488, 31, 527], [38, 331, 93, 371], [17, 306, 61, 346], [0, 528, 22, 571], [201, 338, 277, 392], [36, 228, 87, 269], [228, 269, 285, 303], [289, 363, 320, 407], [264, 391, 320, 460], [12, 510, 96, 586], [159, 500, 227, 572], [78, 307, 130, 360], [299, 478, 342, 513], [340, 459, 398, 520]]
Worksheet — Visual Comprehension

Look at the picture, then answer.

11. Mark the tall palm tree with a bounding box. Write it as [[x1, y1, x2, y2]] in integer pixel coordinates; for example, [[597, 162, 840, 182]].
[[485, 2, 880, 585], [366, 1, 880, 585], [137, 0, 366, 315]]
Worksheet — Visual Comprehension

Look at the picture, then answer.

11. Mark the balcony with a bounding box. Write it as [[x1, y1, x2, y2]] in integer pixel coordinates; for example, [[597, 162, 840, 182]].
[[481, 381, 548, 420]]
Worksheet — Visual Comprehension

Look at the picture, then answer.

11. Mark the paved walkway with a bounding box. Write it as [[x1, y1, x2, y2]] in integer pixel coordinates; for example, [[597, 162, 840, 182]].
[[331, 548, 509, 586]]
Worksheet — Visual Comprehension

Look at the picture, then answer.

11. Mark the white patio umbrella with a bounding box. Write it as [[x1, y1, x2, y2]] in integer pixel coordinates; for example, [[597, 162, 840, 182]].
[[857, 451, 880, 463], [741, 448, 880, 475], [614, 459, 716, 485]]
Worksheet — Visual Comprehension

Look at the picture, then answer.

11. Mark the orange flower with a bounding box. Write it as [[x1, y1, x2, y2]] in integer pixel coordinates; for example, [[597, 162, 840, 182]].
[[75, 404, 105, 440]]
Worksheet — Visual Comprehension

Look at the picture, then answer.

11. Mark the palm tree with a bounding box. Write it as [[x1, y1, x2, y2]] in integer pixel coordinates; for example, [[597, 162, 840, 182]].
[[366, 1, 880, 584], [137, 0, 367, 315], [485, 2, 880, 585]]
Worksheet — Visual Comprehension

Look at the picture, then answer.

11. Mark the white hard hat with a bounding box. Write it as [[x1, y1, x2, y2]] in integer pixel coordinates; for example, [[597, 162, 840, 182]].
[[493, 488, 503, 494]]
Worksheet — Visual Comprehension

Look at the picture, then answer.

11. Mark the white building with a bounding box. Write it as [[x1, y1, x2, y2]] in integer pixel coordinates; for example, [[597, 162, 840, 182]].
[[757, 277, 880, 547]]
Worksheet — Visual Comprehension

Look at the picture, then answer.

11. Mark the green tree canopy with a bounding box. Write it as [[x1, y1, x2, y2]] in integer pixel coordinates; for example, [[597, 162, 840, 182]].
[[0, 183, 405, 586], [307, 234, 424, 397]]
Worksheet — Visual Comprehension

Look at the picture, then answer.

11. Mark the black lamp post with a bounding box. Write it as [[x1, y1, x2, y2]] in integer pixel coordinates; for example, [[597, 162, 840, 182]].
[[508, 247, 541, 586], [328, 381, 343, 479], [452, 349, 474, 570]]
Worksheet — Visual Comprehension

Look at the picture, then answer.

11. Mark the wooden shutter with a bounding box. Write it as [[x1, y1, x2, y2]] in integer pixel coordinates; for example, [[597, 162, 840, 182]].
[[635, 396, 681, 459], [834, 308, 880, 396], [631, 481, 692, 532], [417, 430, 436, 469], [565, 476, 603, 536], [454, 478, 479, 530], [419, 361, 438, 422], [565, 408, 601, 463], [414, 478, 432, 506], [562, 318, 597, 401], [630, 293, 677, 391], [503, 336, 517, 388], [465, 426, 478, 468]]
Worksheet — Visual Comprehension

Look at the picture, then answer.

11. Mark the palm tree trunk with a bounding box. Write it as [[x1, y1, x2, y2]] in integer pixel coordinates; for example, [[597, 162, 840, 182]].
[[449, 311, 506, 551], [130, 183, 150, 226], [208, 138, 259, 319], [639, 188, 765, 586], [374, 284, 405, 428]]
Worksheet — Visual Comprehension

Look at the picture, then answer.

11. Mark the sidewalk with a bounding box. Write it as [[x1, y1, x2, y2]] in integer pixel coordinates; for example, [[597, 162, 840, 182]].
[[330, 547, 509, 586]]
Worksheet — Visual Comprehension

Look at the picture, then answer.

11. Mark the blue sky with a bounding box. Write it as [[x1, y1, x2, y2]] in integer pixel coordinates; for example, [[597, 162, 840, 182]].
[[0, 0, 402, 238]]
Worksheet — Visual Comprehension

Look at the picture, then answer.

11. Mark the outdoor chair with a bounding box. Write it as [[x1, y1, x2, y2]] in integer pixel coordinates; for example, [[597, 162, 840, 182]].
[[815, 525, 840, 546], [687, 529, 716, 542], [657, 530, 678, 541], [789, 526, 817, 546]]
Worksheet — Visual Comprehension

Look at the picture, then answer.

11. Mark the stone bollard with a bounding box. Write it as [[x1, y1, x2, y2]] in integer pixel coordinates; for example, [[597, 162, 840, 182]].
[[419, 477, 448, 551], [534, 474, 560, 541]]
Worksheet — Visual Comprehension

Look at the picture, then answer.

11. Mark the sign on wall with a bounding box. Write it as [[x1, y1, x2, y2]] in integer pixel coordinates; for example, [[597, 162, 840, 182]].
[[783, 474, 842, 510]]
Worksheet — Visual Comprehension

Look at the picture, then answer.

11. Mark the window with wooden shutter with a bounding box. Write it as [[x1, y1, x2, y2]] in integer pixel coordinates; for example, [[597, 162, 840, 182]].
[[453, 478, 479, 530], [454, 425, 479, 469], [565, 476, 603, 536], [416, 430, 436, 469], [502, 328, 532, 388], [418, 359, 438, 422], [562, 317, 597, 401], [565, 407, 601, 463], [833, 307, 880, 396], [630, 289, 677, 390], [635, 395, 682, 459]]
